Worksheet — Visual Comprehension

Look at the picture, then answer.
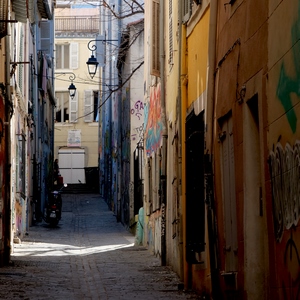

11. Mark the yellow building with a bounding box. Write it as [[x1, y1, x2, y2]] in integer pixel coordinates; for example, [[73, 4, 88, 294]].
[[54, 5, 100, 185]]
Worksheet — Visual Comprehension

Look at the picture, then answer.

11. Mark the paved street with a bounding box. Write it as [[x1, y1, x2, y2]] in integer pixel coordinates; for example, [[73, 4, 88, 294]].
[[0, 194, 200, 299]]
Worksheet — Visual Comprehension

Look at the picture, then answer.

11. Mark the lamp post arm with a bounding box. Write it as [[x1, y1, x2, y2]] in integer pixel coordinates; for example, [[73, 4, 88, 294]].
[[87, 39, 119, 53], [55, 72, 76, 82]]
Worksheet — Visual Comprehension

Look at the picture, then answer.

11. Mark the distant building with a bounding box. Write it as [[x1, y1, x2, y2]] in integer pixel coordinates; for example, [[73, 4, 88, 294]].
[[54, 3, 100, 185]]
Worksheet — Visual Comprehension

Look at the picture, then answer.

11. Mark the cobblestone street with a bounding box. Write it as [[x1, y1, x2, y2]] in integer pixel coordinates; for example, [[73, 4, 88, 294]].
[[0, 194, 200, 299]]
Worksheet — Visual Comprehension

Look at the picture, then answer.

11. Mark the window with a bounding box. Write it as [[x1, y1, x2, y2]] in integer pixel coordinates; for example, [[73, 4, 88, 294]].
[[56, 44, 70, 69], [84, 90, 99, 122], [183, 0, 192, 22], [55, 91, 69, 123], [150, 0, 160, 76], [40, 21, 51, 55], [55, 91, 78, 123], [55, 43, 78, 69]]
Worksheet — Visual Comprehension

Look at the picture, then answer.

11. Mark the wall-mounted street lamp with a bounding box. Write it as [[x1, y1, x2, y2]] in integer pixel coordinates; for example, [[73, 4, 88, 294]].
[[55, 72, 77, 99], [86, 39, 118, 79]]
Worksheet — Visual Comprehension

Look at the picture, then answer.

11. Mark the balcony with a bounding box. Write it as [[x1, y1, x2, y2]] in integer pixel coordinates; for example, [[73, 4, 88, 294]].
[[55, 16, 100, 34]]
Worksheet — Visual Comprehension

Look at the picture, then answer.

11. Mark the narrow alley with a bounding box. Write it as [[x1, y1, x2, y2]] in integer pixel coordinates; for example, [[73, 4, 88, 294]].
[[0, 193, 200, 300]]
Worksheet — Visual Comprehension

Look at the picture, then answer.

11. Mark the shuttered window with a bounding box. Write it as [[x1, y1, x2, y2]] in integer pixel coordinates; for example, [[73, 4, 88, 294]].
[[56, 44, 70, 69], [150, 0, 160, 77], [84, 90, 99, 122], [70, 43, 79, 69], [69, 91, 78, 123], [55, 42, 78, 70], [182, 0, 191, 22], [168, 0, 173, 67], [40, 21, 51, 55], [55, 91, 69, 123], [84, 90, 93, 122]]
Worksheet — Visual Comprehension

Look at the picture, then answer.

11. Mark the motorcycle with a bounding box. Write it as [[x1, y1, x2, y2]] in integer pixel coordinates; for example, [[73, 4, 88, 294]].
[[44, 183, 67, 226]]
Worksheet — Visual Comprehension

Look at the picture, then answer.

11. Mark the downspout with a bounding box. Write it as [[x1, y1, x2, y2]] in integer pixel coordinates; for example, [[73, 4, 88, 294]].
[[159, 0, 167, 266], [4, 5, 12, 264], [177, 0, 184, 279], [180, 22, 188, 289], [205, 1, 220, 297]]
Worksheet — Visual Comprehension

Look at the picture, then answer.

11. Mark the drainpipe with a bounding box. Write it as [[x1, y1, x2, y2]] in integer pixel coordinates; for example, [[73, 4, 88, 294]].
[[4, 7, 12, 264], [177, 0, 184, 278], [205, 1, 220, 297], [180, 22, 188, 289], [159, 0, 167, 266]]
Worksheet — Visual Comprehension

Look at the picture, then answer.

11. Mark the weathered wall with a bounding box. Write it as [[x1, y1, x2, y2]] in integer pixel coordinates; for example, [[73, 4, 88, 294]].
[[214, 0, 269, 298], [268, 0, 300, 298]]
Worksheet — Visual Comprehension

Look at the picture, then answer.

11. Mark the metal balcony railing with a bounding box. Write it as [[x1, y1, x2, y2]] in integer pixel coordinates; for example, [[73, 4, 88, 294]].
[[55, 16, 100, 33]]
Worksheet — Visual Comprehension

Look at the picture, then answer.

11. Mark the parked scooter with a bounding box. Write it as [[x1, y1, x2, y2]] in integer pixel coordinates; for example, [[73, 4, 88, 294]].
[[44, 183, 67, 226]]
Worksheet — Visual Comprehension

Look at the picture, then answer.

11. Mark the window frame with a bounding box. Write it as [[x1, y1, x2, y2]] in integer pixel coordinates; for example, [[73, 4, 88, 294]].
[[150, 0, 160, 77]]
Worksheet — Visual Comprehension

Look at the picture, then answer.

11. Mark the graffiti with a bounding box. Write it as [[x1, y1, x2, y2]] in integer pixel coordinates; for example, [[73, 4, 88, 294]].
[[269, 141, 300, 242], [161, 202, 166, 237], [131, 124, 144, 142], [276, 3, 300, 133], [154, 216, 162, 256], [131, 100, 144, 120], [282, 233, 300, 300], [144, 84, 163, 156]]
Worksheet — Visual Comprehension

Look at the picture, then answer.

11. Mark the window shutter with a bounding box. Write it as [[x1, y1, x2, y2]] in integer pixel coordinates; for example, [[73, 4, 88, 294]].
[[169, 0, 173, 66], [69, 92, 78, 122], [150, 0, 160, 76], [84, 90, 93, 122], [40, 21, 51, 55], [183, 0, 192, 22], [0, 0, 8, 38], [70, 43, 79, 69]]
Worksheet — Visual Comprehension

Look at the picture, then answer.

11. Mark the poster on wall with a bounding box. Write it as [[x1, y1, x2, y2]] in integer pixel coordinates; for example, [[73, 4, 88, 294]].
[[67, 129, 81, 147]]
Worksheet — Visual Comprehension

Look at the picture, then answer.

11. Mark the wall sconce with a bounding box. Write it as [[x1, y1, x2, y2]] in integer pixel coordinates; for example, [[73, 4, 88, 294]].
[[55, 72, 77, 99], [236, 85, 246, 104], [86, 38, 118, 79]]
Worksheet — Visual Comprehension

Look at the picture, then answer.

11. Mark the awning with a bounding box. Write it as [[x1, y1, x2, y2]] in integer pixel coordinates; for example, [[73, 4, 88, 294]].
[[12, 0, 27, 23], [37, 0, 53, 20]]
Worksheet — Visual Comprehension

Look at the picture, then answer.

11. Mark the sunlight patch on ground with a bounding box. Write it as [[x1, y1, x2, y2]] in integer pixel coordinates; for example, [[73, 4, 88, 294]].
[[12, 242, 135, 257]]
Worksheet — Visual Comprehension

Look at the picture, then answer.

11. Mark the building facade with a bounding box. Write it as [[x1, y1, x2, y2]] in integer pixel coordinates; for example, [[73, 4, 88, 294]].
[[143, 0, 300, 298], [0, 0, 55, 264], [54, 4, 100, 186]]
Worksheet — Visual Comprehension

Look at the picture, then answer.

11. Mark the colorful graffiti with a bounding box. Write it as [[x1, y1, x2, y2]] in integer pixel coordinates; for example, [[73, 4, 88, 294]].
[[131, 100, 144, 120], [276, 3, 300, 133], [269, 141, 300, 242], [144, 84, 163, 156]]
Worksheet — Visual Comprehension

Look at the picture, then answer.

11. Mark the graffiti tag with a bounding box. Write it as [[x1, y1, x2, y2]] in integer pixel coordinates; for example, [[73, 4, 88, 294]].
[[269, 141, 300, 242]]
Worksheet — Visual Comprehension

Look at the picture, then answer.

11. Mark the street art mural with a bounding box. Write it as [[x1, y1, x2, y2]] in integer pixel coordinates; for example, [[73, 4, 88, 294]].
[[144, 84, 163, 156], [271, 3, 300, 298], [276, 2, 300, 133]]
